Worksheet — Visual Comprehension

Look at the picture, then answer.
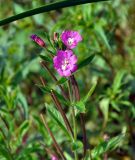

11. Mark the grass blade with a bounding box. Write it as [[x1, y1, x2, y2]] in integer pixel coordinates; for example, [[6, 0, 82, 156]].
[[0, 0, 110, 26]]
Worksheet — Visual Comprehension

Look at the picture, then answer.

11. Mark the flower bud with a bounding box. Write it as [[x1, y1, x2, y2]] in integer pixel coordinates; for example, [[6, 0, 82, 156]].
[[30, 34, 45, 47], [53, 32, 59, 42]]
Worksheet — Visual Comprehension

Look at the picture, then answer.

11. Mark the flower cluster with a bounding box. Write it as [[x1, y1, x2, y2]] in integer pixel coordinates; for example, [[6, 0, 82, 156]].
[[30, 30, 82, 77], [53, 30, 82, 77]]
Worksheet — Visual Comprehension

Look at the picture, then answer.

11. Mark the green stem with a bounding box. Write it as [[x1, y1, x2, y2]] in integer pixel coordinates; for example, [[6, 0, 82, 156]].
[[89, 149, 93, 160], [72, 108, 77, 140], [70, 75, 87, 157], [68, 80, 78, 160], [0, 0, 110, 26], [72, 108, 78, 160]]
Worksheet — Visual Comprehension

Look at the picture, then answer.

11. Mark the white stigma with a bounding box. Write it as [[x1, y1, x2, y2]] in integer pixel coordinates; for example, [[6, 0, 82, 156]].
[[61, 59, 69, 70], [68, 38, 74, 45]]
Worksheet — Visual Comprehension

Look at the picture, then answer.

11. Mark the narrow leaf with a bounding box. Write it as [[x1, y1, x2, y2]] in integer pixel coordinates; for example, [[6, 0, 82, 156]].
[[44, 33, 56, 52], [83, 82, 97, 103], [56, 77, 68, 85], [17, 92, 29, 119], [92, 134, 125, 158], [39, 55, 52, 63], [99, 98, 110, 127], [74, 100, 86, 113], [72, 140, 83, 151], [36, 84, 51, 93], [18, 120, 29, 140], [53, 90, 70, 105], [46, 104, 72, 141], [0, 145, 13, 160], [78, 54, 95, 70], [112, 70, 125, 93], [95, 26, 112, 52]]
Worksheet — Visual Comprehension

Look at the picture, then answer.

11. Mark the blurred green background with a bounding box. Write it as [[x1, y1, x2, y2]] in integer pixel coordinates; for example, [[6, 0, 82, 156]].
[[0, 0, 135, 159]]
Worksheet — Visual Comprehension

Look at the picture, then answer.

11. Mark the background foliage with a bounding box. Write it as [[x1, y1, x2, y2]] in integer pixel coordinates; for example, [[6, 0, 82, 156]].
[[0, 0, 135, 159]]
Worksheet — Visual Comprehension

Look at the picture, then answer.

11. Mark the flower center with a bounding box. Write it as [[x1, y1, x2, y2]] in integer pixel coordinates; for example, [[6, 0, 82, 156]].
[[67, 38, 74, 45], [61, 59, 69, 71]]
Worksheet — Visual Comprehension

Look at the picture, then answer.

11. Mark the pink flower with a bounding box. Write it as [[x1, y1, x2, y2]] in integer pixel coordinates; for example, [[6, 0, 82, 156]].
[[51, 155, 58, 160], [53, 50, 78, 77], [61, 30, 82, 49], [30, 34, 45, 47]]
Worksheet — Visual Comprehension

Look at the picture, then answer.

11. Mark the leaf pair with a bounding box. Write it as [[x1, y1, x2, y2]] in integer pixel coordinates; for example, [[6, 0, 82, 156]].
[[73, 82, 97, 113]]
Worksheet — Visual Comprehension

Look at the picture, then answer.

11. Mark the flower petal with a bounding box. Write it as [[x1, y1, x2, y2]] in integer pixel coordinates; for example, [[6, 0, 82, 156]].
[[57, 69, 64, 76], [70, 64, 78, 72], [70, 54, 78, 64], [65, 50, 73, 58], [63, 70, 71, 77]]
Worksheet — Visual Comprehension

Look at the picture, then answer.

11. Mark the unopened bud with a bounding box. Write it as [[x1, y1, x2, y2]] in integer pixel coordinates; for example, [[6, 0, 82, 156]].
[[30, 34, 45, 47], [53, 32, 59, 42]]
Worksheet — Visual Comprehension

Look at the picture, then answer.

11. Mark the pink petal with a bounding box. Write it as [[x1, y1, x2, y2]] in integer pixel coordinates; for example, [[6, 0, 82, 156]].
[[70, 64, 78, 72], [53, 56, 57, 63], [70, 54, 78, 64], [66, 50, 73, 57], [63, 70, 71, 77], [57, 69, 64, 76]]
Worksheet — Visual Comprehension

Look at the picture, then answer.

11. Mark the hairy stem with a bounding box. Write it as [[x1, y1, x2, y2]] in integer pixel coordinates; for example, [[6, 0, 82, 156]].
[[68, 80, 78, 160], [51, 90, 74, 137], [70, 75, 87, 157], [40, 114, 66, 160], [39, 76, 73, 137]]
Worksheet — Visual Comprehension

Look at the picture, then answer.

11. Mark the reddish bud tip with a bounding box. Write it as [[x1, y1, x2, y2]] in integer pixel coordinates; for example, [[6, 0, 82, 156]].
[[30, 34, 45, 47], [53, 32, 58, 42]]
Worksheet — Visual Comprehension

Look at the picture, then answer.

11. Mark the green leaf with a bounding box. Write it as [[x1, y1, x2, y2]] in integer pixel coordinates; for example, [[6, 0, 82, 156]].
[[17, 92, 29, 119], [72, 140, 83, 151], [92, 134, 125, 158], [83, 82, 97, 103], [44, 32, 56, 52], [46, 104, 73, 141], [74, 100, 86, 113], [15, 144, 43, 160], [46, 48, 56, 55], [119, 100, 132, 107], [99, 98, 110, 127], [0, 144, 13, 160], [95, 26, 112, 52], [112, 70, 125, 93], [39, 54, 52, 63], [111, 100, 120, 112], [33, 116, 52, 145], [18, 120, 29, 141], [56, 77, 68, 85], [53, 90, 70, 105], [36, 84, 51, 93], [13, 3, 25, 14], [36, 84, 69, 104], [64, 152, 73, 160], [78, 54, 95, 70]]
